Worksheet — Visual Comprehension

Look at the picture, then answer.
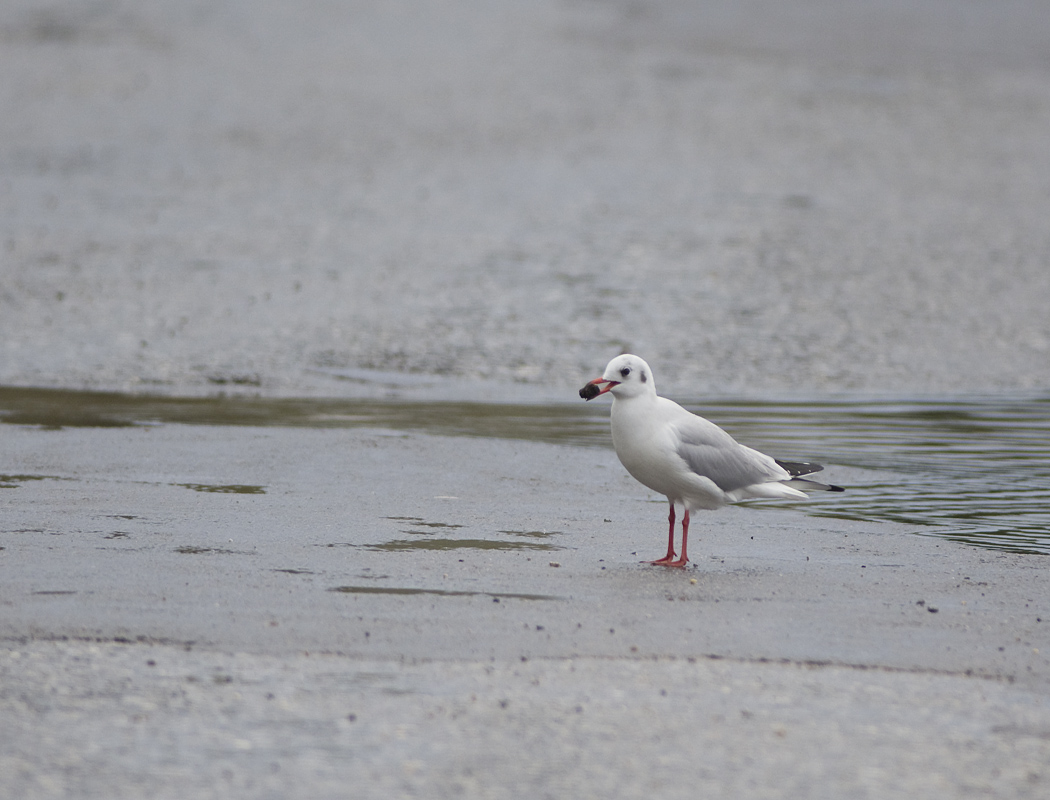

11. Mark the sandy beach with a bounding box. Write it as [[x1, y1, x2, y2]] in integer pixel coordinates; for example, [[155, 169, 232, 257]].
[[2, 1, 1050, 797]]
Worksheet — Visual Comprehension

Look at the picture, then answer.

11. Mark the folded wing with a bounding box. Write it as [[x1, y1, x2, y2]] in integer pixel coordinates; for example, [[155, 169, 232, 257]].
[[671, 416, 788, 493]]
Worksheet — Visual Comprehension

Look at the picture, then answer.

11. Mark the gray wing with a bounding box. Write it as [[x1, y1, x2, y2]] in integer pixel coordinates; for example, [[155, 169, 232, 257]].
[[671, 415, 787, 493]]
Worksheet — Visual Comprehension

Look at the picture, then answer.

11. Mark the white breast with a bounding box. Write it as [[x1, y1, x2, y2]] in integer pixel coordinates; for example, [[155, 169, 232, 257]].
[[610, 394, 730, 510]]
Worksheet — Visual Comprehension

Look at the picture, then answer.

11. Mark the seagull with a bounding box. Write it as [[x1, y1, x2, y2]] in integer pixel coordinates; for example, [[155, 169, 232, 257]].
[[581, 354, 843, 568]]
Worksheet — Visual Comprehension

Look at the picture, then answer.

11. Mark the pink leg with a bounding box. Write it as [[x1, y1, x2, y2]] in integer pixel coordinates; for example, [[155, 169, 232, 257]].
[[665, 509, 690, 568], [646, 502, 679, 565]]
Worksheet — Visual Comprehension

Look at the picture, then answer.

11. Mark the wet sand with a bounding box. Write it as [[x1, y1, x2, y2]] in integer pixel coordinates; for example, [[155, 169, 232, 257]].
[[3, 1, 1050, 797], [2, 0, 1049, 396], [3, 419, 1049, 797]]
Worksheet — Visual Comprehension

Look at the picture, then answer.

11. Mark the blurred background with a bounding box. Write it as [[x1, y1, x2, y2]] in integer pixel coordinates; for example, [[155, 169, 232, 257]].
[[2, 0, 1049, 397]]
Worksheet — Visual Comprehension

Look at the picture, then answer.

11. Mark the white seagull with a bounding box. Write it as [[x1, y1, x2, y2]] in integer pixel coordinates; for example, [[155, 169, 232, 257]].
[[581, 354, 843, 568]]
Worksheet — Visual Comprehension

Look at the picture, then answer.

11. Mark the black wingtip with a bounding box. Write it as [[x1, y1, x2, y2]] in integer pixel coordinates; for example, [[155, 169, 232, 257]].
[[775, 459, 825, 478], [828, 484, 845, 492]]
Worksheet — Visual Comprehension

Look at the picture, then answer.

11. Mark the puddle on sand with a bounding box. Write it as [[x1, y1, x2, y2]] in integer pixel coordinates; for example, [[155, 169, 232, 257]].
[[696, 397, 1050, 555], [374, 517, 563, 550], [330, 585, 560, 601], [364, 538, 563, 552], [394, 520, 466, 535], [384, 517, 463, 529], [500, 529, 563, 539], [174, 546, 251, 555], [176, 483, 266, 494], [0, 474, 69, 488], [0, 386, 607, 445], [2, 387, 1049, 554]]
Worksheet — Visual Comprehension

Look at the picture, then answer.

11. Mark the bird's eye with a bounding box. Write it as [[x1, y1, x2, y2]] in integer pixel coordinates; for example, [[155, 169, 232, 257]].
[[620, 367, 631, 378]]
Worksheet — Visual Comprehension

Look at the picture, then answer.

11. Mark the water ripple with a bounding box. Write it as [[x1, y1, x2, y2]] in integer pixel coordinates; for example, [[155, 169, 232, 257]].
[[2, 388, 1048, 555], [685, 397, 1050, 555]]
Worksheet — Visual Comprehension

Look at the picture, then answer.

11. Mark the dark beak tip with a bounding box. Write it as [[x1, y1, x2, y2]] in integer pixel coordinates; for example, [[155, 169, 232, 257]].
[[579, 383, 602, 401]]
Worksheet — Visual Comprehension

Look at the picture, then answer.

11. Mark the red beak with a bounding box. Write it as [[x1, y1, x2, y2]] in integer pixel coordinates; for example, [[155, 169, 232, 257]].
[[579, 378, 619, 400]]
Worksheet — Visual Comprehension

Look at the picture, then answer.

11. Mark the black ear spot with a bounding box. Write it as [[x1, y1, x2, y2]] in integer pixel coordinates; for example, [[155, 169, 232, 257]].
[[640, 370, 647, 383]]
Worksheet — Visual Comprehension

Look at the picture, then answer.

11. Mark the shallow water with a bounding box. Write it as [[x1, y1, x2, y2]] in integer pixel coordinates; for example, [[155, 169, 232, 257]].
[[689, 397, 1050, 556], [1, 387, 1048, 555]]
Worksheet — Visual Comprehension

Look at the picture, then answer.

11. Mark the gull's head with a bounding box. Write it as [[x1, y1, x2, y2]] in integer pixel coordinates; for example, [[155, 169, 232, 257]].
[[579, 354, 656, 401]]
